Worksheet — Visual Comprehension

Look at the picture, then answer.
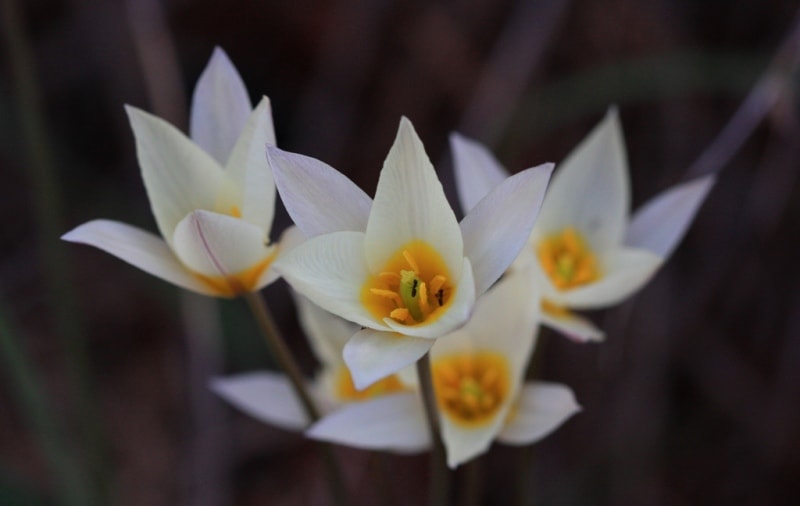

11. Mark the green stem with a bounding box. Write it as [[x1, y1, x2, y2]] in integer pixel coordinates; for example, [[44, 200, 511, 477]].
[[460, 456, 482, 506], [416, 353, 450, 506], [1, 0, 106, 503], [0, 302, 91, 506], [241, 291, 347, 506]]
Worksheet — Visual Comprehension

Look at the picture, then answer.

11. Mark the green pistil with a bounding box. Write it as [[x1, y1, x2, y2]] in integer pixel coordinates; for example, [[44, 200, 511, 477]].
[[399, 270, 424, 322]]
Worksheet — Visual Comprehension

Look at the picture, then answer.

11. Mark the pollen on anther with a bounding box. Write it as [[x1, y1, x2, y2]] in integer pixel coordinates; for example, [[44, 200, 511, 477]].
[[370, 288, 402, 306], [379, 272, 401, 285], [430, 275, 446, 294], [402, 250, 420, 273], [390, 307, 411, 322]]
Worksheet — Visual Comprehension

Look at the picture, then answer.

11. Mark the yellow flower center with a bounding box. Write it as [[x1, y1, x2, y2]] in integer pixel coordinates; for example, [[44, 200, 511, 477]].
[[361, 241, 454, 325], [536, 227, 600, 290], [335, 367, 407, 401], [229, 205, 242, 218], [541, 299, 572, 318], [193, 251, 277, 298], [432, 352, 511, 427]]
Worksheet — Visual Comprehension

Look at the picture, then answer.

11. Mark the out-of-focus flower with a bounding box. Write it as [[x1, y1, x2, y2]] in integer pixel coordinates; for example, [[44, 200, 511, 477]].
[[211, 244, 410, 432], [62, 48, 286, 297], [268, 117, 553, 389], [451, 109, 715, 342], [306, 270, 580, 467]]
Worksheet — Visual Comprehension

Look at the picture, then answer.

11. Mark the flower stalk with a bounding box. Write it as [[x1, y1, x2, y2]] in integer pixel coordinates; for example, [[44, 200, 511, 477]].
[[416, 353, 451, 506], [241, 291, 347, 506]]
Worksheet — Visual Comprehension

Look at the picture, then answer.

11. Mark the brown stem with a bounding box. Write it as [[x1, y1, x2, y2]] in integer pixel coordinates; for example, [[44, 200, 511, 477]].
[[416, 353, 451, 506]]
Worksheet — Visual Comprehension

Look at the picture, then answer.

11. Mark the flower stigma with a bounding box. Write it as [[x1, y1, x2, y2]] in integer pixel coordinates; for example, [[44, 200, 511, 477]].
[[432, 352, 511, 427], [537, 227, 601, 290], [361, 241, 454, 325], [335, 367, 407, 401]]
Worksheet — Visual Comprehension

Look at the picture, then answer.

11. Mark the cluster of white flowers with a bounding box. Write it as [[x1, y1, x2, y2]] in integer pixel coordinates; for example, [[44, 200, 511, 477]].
[[63, 48, 714, 469]]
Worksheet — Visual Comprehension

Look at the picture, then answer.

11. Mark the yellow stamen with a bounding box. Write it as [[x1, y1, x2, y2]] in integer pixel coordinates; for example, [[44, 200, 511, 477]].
[[370, 288, 403, 306], [361, 241, 454, 326], [432, 351, 511, 427], [389, 307, 411, 323], [230, 205, 242, 218], [403, 250, 420, 273], [536, 227, 601, 290]]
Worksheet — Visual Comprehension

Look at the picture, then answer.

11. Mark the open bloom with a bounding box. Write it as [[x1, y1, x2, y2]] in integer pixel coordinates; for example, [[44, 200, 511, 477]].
[[307, 270, 581, 468], [62, 48, 284, 297], [451, 109, 715, 342], [269, 117, 553, 389]]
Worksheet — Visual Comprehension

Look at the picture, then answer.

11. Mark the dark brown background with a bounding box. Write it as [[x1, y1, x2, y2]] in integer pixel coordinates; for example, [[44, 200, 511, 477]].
[[1, 0, 799, 504]]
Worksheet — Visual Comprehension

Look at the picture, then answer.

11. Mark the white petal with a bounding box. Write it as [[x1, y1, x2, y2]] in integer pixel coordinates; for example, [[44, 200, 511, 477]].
[[210, 372, 310, 431], [224, 97, 277, 232], [126, 106, 226, 245], [365, 118, 463, 278], [541, 308, 605, 343], [189, 47, 252, 164], [458, 269, 540, 378], [557, 247, 663, 309], [306, 393, 430, 454], [440, 400, 511, 468], [382, 258, 476, 339], [62, 219, 216, 295], [625, 175, 715, 258], [294, 292, 360, 368], [343, 329, 434, 390], [461, 163, 553, 296], [450, 133, 510, 214], [172, 210, 275, 289], [497, 382, 580, 445], [268, 146, 371, 237], [535, 108, 629, 254], [274, 231, 385, 330]]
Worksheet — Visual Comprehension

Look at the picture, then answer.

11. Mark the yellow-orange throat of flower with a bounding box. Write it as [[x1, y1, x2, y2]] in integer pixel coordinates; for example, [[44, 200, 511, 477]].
[[432, 352, 511, 427], [194, 252, 276, 298], [537, 227, 601, 290], [361, 241, 454, 325], [335, 367, 407, 402]]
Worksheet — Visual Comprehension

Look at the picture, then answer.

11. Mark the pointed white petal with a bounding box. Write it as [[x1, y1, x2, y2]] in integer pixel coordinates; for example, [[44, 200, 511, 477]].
[[268, 146, 371, 237], [458, 269, 540, 377], [172, 210, 275, 289], [62, 219, 216, 295], [225, 97, 277, 232], [382, 258, 476, 339], [210, 372, 310, 431], [251, 225, 304, 290], [307, 393, 430, 453], [365, 118, 463, 278], [274, 231, 385, 330], [126, 106, 226, 245], [450, 133, 510, 214], [625, 175, 715, 258], [461, 164, 553, 296], [343, 329, 434, 390], [189, 47, 252, 164], [541, 308, 604, 343], [535, 108, 629, 254], [557, 247, 662, 309], [497, 382, 580, 445], [440, 401, 511, 468], [294, 292, 360, 368]]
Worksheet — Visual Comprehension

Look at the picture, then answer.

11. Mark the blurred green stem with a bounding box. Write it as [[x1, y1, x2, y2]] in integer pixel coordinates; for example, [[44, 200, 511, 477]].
[[242, 291, 347, 506], [0, 0, 106, 503], [0, 301, 91, 506], [416, 352, 450, 506]]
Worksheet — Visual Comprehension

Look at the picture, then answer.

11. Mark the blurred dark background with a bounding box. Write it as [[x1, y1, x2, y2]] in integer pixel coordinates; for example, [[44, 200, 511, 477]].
[[1, 0, 799, 504]]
